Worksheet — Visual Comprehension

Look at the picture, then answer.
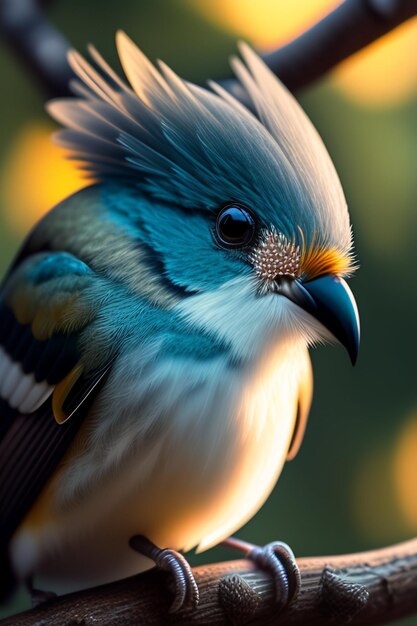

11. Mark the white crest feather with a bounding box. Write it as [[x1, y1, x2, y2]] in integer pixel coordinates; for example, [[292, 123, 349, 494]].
[[47, 32, 353, 256]]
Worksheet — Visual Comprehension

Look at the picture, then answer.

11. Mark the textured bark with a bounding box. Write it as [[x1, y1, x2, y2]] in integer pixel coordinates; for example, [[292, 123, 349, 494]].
[[2, 537, 417, 625]]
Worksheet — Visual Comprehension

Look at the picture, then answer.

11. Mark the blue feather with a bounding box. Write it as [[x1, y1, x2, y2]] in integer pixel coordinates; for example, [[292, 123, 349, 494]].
[[47, 35, 352, 256]]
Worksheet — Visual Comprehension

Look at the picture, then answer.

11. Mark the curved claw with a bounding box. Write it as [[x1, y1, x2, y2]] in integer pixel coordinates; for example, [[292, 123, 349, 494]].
[[130, 535, 199, 613], [271, 541, 301, 602], [249, 541, 300, 606], [157, 549, 200, 613]]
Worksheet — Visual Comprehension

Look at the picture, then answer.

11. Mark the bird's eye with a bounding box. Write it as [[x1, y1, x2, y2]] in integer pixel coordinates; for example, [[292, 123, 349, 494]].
[[215, 204, 256, 248]]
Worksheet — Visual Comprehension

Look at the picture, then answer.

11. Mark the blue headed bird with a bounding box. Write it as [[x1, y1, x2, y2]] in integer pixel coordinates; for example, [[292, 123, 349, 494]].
[[0, 33, 359, 611]]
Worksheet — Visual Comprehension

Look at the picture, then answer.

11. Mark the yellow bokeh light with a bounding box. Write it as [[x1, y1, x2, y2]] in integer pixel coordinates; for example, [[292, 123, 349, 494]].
[[193, 0, 341, 49], [0, 123, 87, 234], [351, 445, 401, 543], [393, 415, 417, 531], [191, 0, 417, 107], [352, 413, 417, 541], [334, 19, 417, 107]]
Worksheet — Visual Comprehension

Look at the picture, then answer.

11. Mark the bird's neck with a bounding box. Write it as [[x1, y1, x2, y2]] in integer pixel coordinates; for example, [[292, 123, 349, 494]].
[[176, 276, 308, 365]]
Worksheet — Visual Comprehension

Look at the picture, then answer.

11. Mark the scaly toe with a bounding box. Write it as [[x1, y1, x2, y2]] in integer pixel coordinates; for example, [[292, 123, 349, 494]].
[[271, 541, 301, 601], [249, 541, 300, 606], [156, 548, 199, 613]]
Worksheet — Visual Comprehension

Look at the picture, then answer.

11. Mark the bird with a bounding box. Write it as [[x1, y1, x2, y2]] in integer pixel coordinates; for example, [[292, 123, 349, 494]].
[[0, 32, 359, 612]]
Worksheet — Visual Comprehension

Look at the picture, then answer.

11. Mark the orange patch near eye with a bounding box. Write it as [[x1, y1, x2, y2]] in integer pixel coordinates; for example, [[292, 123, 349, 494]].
[[300, 244, 356, 280]]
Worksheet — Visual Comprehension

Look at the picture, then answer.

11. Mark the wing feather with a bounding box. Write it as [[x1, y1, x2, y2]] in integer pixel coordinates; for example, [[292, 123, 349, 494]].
[[0, 250, 114, 579]]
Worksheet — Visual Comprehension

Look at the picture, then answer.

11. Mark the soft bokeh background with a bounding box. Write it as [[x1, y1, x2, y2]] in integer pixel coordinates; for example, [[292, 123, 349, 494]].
[[0, 0, 416, 622]]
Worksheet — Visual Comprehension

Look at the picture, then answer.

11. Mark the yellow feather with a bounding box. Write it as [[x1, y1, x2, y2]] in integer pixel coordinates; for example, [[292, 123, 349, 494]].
[[52, 364, 84, 424]]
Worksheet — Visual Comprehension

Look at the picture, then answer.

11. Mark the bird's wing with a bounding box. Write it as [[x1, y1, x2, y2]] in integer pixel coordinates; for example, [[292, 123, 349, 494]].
[[0, 251, 112, 587], [286, 351, 313, 461]]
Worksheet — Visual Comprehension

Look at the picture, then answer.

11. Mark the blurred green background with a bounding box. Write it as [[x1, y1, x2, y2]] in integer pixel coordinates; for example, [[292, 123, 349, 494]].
[[0, 0, 416, 622]]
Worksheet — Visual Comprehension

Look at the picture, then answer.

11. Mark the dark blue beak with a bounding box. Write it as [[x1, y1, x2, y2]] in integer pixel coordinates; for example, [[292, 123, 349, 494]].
[[279, 275, 360, 364]]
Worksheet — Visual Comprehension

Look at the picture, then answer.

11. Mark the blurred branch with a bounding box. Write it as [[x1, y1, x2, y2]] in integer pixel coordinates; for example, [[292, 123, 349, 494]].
[[3, 537, 417, 625], [1, 0, 417, 101], [0, 0, 74, 97], [221, 0, 417, 103]]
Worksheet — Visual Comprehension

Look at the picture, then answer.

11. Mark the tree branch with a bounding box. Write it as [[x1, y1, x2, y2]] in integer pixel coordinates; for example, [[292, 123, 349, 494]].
[[221, 0, 417, 102], [0, 0, 74, 97], [1, 0, 417, 100], [3, 537, 417, 625]]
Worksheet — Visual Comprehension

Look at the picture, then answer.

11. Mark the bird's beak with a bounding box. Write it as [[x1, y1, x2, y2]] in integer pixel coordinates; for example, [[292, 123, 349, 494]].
[[279, 275, 360, 364]]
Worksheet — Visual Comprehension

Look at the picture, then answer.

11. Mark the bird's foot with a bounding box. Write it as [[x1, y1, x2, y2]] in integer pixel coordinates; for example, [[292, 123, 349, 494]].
[[249, 541, 300, 605], [222, 537, 300, 607], [130, 535, 199, 613]]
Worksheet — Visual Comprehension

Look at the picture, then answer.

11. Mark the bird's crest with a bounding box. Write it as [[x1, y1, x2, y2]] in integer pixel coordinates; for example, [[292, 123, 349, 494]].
[[48, 32, 353, 259]]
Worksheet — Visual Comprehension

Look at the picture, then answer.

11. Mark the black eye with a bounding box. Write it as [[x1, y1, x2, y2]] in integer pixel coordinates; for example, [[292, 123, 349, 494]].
[[215, 204, 256, 248]]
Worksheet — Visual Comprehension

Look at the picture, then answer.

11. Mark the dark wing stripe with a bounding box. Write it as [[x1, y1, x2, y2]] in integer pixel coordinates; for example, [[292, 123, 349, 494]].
[[35, 335, 65, 382], [0, 367, 111, 548], [0, 410, 30, 468], [0, 302, 80, 388], [0, 402, 85, 543], [21, 339, 47, 376], [0, 399, 17, 446], [3, 321, 21, 354], [7, 423, 70, 521], [46, 338, 79, 385], [13, 326, 33, 363], [0, 251, 112, 575], [5, 418, 48, 514], [0, 400, 16, 441], [0, 307, 14, 344]]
